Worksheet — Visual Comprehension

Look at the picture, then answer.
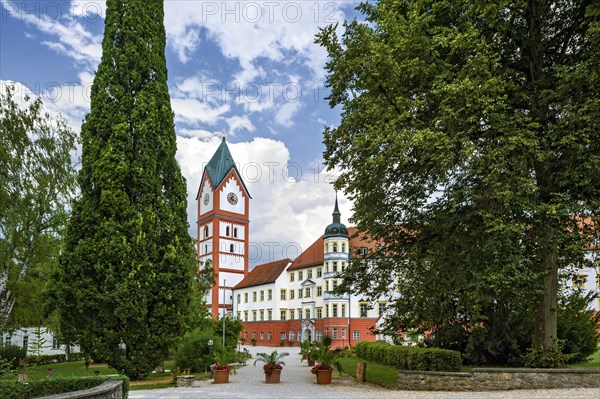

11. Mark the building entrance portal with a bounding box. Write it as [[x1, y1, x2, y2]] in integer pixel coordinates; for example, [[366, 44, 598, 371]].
[[303, 328, 312, 342]]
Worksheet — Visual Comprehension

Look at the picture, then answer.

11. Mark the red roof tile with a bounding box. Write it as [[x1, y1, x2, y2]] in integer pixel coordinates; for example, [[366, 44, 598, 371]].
[[288, 227, 380, 270], [234, 258, 291, 289]]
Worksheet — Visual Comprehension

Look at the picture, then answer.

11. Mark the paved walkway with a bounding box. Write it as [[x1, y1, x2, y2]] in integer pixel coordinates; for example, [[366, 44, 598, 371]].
[[129, 346, 600, 399]]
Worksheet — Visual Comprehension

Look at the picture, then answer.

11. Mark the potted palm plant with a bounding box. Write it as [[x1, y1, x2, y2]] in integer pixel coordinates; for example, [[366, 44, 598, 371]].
[[310, 336, 343, 384], [300, 341, 316, 366], [210, 353, 234, 384], [253, 350, 289, 383]]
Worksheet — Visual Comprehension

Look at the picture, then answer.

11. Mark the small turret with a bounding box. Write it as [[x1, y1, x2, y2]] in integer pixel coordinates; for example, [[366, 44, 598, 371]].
[[324, 194, 348, 238]]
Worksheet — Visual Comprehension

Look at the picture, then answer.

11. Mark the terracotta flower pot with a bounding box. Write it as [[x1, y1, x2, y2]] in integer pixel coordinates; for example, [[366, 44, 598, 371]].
[[213, 369, 230, 384], [315, 368, 333, 384], [264, 368, 281, 383]]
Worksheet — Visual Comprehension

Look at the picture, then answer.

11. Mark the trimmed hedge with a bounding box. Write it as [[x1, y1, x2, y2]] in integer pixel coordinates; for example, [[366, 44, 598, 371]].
[[0, 375, 129, 399], [25, 352, 85, 366], [355, 341, 462, 372]]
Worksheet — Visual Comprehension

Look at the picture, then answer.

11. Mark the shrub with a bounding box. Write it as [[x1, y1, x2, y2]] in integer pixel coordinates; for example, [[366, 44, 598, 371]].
[[557, 291, 600, 363], [0, 375, 129, 399], [0, 344, 27, 370], [174, 328, 222, 372], [354, 341, 461, 372]]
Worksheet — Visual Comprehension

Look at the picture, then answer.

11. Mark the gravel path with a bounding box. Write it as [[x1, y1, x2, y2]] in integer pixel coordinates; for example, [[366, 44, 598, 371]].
[[129, 346, 600, 399]]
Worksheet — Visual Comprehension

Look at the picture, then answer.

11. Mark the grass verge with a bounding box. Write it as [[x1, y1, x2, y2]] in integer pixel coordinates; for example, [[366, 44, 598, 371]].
[[1, 359, 188, 390], [571, 348, 600, 369], [337, 354, 398, 389]]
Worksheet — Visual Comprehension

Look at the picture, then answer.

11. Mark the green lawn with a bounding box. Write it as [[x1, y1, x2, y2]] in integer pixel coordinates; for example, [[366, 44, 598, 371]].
[[571, 348, 600, 369], [0, 359, 205, 390], [337, 354, 398, 389]]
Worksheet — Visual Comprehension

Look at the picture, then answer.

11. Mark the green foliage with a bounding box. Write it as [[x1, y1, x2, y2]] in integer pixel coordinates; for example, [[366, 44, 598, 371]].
[[0, 375, 129, 399], [524, 339, 574, 368], [219, 317, 244, 350], [52, 0, 195, 379], [0, 344, 26, 371], [25, 353, 85, 366], [27, 327, 48, 357], [186, 262, 214, 331], [311, 336, 343, 373], [316, 0, 600, 364], [0, 356, 11, 376], [253, 350, 289, 370], [462, 298, 535, 366], [354, 341, 462, 372], [174, 329, 222, 373], [300, 340, 317, 361], [0, 85, 78, 329], [557, 291, 600, 363]]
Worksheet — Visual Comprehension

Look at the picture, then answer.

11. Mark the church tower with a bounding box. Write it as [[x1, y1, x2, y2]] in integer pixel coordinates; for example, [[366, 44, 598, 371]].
[[197, 137, 250, 318]]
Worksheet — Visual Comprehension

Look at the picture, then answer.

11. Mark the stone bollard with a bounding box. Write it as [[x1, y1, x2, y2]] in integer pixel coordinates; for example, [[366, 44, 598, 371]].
[[356, 362, 367, 383], [177, 375, 196, 387]]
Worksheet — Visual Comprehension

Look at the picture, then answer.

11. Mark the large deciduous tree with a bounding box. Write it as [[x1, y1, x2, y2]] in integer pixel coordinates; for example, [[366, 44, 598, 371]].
[[52, 0, 195, 379], [0, 86, 77, 329], [317, 0, 600, 365]]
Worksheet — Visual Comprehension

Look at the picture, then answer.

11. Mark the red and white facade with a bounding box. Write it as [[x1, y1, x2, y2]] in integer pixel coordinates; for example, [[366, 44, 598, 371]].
[[232, 227, 392, 349]]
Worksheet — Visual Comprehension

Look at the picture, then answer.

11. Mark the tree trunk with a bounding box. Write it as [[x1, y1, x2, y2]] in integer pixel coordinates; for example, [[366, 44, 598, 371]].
[[532, 244, 559, 363], [0, 271, 15, 329]]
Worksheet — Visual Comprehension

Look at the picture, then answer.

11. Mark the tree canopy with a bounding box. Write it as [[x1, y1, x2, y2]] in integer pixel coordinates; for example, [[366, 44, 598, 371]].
[[0, 86, 77, 329], [317, 0, 600, 365], [52, 0, 195, 379]]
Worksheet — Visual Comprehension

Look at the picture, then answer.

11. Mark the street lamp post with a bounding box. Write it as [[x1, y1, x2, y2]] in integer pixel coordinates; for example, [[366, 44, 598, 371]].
[[207, 339, 214, 374]]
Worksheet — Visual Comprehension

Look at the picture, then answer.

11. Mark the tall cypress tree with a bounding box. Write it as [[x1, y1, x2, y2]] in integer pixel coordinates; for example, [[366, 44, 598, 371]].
[[53, 0, 194, 379]]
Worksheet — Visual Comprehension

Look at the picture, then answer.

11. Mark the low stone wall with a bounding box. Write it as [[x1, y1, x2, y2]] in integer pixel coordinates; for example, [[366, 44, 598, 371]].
[[35, 380, 123, 399], [398, 368, 600, 391]]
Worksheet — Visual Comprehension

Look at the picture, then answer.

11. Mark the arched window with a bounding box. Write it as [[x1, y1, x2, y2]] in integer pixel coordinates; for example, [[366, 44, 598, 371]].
[[230, 244, 234, 253], [289, 330, 295, 342], [204, 225, 209, 238], [333, 243, 338, 252], [234, 227, 238, 238], [316, 330, 323, 342], [226, 226, 230, 236], [341, 243, 346, 252], [204, 244, 208, 254], [325, 243, 329, 253]]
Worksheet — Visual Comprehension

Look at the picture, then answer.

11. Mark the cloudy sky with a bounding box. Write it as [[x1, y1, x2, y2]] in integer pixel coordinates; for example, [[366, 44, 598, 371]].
[[0, 0, 363, 266]]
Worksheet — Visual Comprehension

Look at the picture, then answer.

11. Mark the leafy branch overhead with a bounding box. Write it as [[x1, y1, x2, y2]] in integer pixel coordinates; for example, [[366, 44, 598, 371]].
[[316, 0, 600, 366], [0, 86, 77, 329]]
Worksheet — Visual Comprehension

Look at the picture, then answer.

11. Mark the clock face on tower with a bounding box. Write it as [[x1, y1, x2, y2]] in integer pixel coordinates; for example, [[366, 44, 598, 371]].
[[203, 193, 210, 206], [227, 192, 238, 205]]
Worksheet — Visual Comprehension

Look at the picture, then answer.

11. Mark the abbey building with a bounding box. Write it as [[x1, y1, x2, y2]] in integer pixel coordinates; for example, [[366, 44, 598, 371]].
[[196, 138, 393, 347]]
